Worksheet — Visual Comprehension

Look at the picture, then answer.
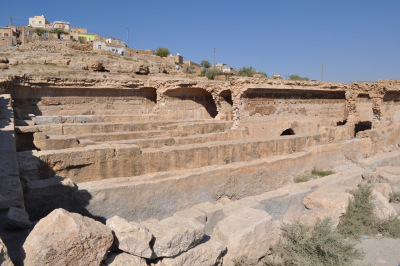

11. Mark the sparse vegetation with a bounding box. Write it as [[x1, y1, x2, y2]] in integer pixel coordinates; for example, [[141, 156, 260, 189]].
[[78, 36, 86, 44], [123, 57, 133, 61], [338, 184, 400, 239], [200, 60, 211, 68], [63, 54, 75, 57], [34, 28, 48, 36], [294, 168, 335, 183], [286, 75, 310, 81], [154, 47, 170, 57], [234, 218, 363, 266], [237, 66, 267, 78], [185, 66, 196, 74], [199, 68, 222, 80]]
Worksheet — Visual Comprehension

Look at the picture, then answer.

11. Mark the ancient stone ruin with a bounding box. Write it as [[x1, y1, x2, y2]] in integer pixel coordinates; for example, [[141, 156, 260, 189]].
[[1, 73, 400, 265]]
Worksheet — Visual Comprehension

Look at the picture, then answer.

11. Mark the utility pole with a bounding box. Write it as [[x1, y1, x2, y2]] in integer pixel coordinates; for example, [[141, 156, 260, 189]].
[[321, 61, 324, 82], [9, 16, 13, 46], [126, 28, 129, 57]]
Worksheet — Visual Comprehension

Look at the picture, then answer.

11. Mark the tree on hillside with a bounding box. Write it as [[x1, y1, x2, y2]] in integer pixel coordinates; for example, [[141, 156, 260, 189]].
[[237, 66, 267, 78], [155, 47, 170, 57], [286, 74, 310, 81], [200, 60, 211, 68], [51, 29, 69, 39], [34, 28, 47, 36]]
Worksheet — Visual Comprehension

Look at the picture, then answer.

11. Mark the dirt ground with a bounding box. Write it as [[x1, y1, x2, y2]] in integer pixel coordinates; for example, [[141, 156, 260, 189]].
[[356, 237, 400, 265]]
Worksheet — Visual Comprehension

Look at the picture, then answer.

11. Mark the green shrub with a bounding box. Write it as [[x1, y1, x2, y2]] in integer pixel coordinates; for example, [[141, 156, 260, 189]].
[[233, 218, 363, 266], [237, 66, 267, 78], [154, 47, 170, 57], [185, 66, 195, 74], [286, 75, 310, 81], [201, 60, 211, 68], [294, 176, 310, 183], [311, 168, 335, 177]]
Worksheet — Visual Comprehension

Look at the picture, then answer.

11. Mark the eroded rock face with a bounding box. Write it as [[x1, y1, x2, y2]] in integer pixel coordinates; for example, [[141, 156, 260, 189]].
[[372, 183, 392, 200], [0, 58, 8, 63], [106, 216, 153, 258], [303, 185, 352, 214], [0, 238, 13, 266], [372, 190, 397, 220], [5, 207, 31, 230], [286, 208, 341, 227], [16, 208, 113, 266], [0, 63, 8, 69], [212, 208, 279, 266], [146, 217, 205, 258], [87, 59, 104, 71], [103, 252, 147, 266], [161, 236, 226, 266]]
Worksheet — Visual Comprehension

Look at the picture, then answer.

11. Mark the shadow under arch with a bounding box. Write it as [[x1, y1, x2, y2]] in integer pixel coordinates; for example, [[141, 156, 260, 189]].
[[164, 87, 218, 119]]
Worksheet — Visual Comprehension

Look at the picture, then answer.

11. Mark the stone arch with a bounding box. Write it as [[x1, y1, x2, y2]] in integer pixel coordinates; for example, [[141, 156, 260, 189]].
[[218, 90, 233, 120], [280, 128, 295, 136], [163, 87, 218, 119]]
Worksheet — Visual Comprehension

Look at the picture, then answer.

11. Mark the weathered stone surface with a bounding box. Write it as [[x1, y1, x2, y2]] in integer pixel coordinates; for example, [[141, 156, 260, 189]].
[[140, 218, 159, 228], [0, 58, 8, 63], [16, 208, 113, 266], [0, 63, 8, 69], [372, 190, 397, 220], [212, 208, 279, 266], [103, 252, 147, 266], [286, 208, 341, 227], [146, 216, 205, 258], [161, 236, 226, 266], [173, 208, 206, 225], [372, 183, 392, 200], [5, 207, 31, 230], [106, 216, 153, 258], [192, 202, 225, 235], [219, 198, 231, 205], [87, 59, 103, 71], [303, 185, 352, 214], [0, 238, 13, 266]]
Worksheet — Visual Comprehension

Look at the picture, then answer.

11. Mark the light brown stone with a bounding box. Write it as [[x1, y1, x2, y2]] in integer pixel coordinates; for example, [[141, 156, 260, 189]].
[[106, 216, 153, 258], [16, 208, 113, 266], [173, 208, 206, 225], [103, 252, 147, 266], [286, 208, 341, 227], [373, 183, 392, 200], [146, 216, 205, 258], [161, 236, 226, 266], [0, 58, 8, 63], [87, 59, 103, 71], [0, 63, 8, 69], [372, 190, 397, 220], [303, 185, 352, 214], [212, 208, 279, 266]]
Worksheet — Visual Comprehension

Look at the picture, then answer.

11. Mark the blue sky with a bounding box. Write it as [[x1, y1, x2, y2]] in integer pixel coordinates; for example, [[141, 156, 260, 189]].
[[2, 0, 399, 82]]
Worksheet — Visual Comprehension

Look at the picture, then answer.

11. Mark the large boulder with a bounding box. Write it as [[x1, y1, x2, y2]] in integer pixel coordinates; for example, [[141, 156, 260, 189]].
[[16, 208, 113, 266], [146, 217, 205, 258], [192, 202, 225, 235], [106, 216, 153, 258], [372, 190, 397, 220], [0, 238, 13, 266], [285, 208, 341, 227], [87, 59, 103, 71], [303, 185, 352, 214], [161, 236, 226, 266], [0, 63, 8, 69], [212, 208, 279, 266], [5, 207, 31, 230], [103, 252, 147, 266], [133, 63, 149, 74], [372, 183, 392, 200], [172, 208, 206, 225], [0, 58, 8, 63]]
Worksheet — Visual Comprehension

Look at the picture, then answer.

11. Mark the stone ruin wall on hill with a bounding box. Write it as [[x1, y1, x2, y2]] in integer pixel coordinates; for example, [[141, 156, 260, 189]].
[[2, 76, 400, 223]]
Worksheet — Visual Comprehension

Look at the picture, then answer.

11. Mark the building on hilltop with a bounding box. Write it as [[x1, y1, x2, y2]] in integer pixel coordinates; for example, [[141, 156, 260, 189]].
[[169, 53, 183, 64], [93, 40, 127, 55], [50, 21, 70, 32], [70, 27, 87, 40], [213, 62, 234, 73], [79, 33, 100, 43], [28, 15, 50, 28]]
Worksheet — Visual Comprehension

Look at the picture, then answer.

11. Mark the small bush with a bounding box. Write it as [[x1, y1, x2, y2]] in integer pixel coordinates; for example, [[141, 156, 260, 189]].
[[201, 60, 211, 68], [234, 218, 363, 266], [286, 75, 310, 81], [154, 47, 170, 57], [123, 57, 133, 61], [311, 168, 335, 177], [294, 176, 310, 183], [185, 66, 195, 74], [390, 192, 400, 203], [63, 54, 74, 57]]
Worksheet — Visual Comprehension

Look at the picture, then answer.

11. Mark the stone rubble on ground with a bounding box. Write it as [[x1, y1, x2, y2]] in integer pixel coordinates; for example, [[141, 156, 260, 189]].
[[103, 251, 148, 266], [5, 207, 31, 230]]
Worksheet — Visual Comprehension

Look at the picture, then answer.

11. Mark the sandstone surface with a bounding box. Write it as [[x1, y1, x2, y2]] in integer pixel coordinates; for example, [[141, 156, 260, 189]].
[[212, 208, 279, 266], [303, 185, 353, 214], [106, 216, 153, 258], [146, 217, 205, 258], [372, 190, 397, 220], [103, 252, 147, 266], [0, 238, 13, 266], [161, 236, 226, 266], [16, 208, 113, 266]]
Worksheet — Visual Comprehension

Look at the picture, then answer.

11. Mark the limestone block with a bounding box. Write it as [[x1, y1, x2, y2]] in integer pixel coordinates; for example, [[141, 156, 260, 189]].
[[192, 202, 225, 235], [0, 63, 8, 69], [173, 208, 206, 225], [16, 208, 113, 266], [146, 216, 205, 258], [362, 169, 377, 183], [7, 58, 18, 65], [5, 207, 31, 230], [376, 166, 400, 175], [372, 190, 397, 220], [106, 216, 153, 258], [87, 59, 103, 71], [219, 198, 231, 205], [133, 63, 149, 74], [373, 183, 392, 200], [285, 208, 341, 227], [221, 197, 260, 217], [161, 236, 226, 266], [0, 238, 13, 266], [0, 58, 8, 63], [212, 208, 279, 266], [140, 218, 159, 228], [103, 252, 147, 266], [303, 185, 352, 214]]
